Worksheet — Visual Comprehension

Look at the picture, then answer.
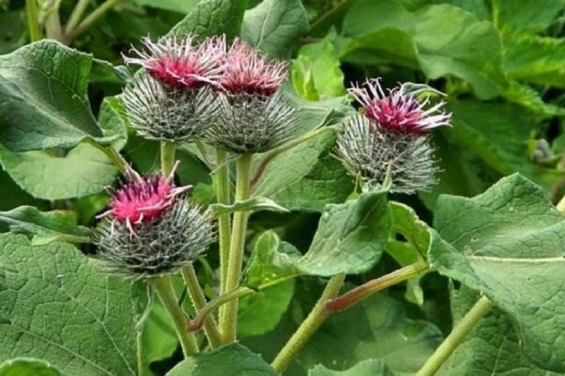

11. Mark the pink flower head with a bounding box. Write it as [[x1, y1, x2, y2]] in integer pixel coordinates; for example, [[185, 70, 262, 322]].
[[124, 35, 226, 89], [98, 164, 190, 231], [220, 39, 287, 96], [348, 79, 451, 135]]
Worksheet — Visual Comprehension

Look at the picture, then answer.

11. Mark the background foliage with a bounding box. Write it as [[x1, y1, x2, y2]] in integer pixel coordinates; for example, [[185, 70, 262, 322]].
[[1, 0, 565, 375]]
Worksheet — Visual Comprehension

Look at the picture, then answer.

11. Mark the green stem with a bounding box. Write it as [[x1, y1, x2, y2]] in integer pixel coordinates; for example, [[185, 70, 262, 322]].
[[44, 3, 64, 42], [181, 266, 223, 349], [220, 153, 253, 343], [160, 141, 176, 177], [326, 261, 430, 313], [64, 0, 90, 35], [67, 0, 122, 40], [188, 286, 254, 333], [26, 0, 43, 41], [152, 276, 199, 357], [136, 323, 143, 376], [271, 273, 346, 373], [215, 148, 232, 296], [416, 295, 494, 376]]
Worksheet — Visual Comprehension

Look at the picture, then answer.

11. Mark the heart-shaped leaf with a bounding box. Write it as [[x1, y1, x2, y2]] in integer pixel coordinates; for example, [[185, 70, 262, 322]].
[[431, 174, 565, 372], [0, 40, 113, 152]]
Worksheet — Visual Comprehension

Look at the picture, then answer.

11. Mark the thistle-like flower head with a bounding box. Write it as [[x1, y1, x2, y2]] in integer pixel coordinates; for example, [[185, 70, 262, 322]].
[[336, 115, 438, 194], [220, 38, 287, 96], [124, 34, 226, 89], [348, 79, 451, 135], [98, 163, 189, 230], [94, 164, 216, 279]]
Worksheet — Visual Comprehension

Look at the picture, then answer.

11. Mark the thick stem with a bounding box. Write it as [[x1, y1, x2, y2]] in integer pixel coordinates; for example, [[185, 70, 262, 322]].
[[152, 276, 199, 357], [181, 265, 223, 348], [416, 295, 494, 376], [215, 148, 232, 296], [220, 153, 253, 343], [188, 286, 254, 332], [160, 141, 176, 177], [26, 0, 43, 41], [67, 0, 122, 40], [43, 0, 65, 42], [64, 0, 90, 35], [326, 261, 430, 313], [271, 273, 346, 373]]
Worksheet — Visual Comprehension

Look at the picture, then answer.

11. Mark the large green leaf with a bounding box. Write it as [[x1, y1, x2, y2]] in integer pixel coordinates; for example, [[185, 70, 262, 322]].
[[169, 0, 247, 39], [447, 99, 535, 177], [0, 359, 63, 376], [431, 174, 565, 372], [493, 0, 564, 34], [0, 143, 118, 200], [309, 359, 393, 376], [0, 234, 139, 376], [0, 206, 91, 245], [166, 343, 278, 375], [340, 0, 506, 99], [0, 40, 112, 152], [253, 128, 354, 212], [438, 286, 562, 376], [241, 0, 309, 59]]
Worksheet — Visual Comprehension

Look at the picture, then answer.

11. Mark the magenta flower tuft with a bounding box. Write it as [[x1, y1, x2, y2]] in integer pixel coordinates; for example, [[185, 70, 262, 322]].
[[348, 79, 451, 135], [94, 164, 216, 279], [220, 39, 287, 96], [124, 35, 226, 89], [98, 164, 190, 230]]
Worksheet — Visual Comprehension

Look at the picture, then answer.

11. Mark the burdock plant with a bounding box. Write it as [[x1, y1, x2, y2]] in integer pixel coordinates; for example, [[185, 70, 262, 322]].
[[3, 2, 564, 376]]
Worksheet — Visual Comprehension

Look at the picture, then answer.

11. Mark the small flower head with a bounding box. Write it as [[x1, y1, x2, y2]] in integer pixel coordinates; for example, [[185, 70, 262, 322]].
[[94, 165, 216, 279], [122, 75, 217, 142], [124, 34, 226, 89], [336, 115, 438, 194], [220, 38, 287, 96], [348, 79, 451, 135]]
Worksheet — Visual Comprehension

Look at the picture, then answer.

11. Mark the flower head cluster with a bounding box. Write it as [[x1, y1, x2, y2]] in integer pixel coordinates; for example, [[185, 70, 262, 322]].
[[336, 79, 451, 193], [94, 165, 216, 279], [122, 34, 297, 153]]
